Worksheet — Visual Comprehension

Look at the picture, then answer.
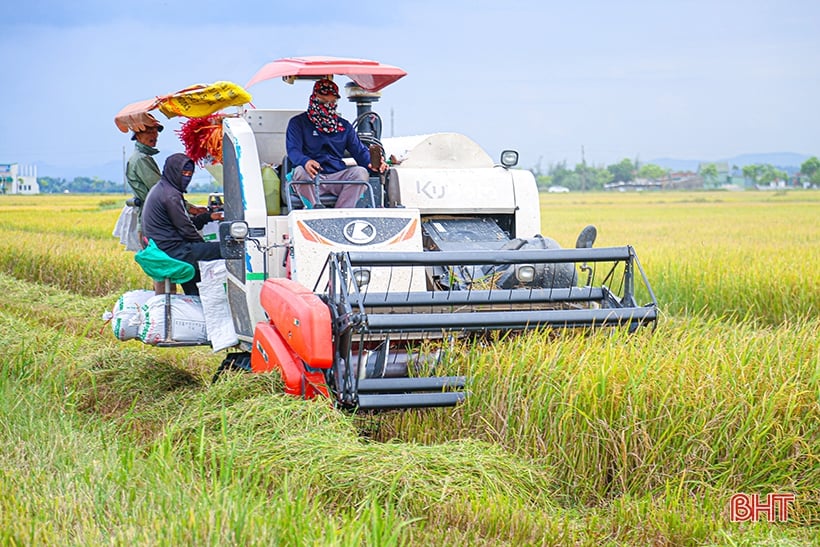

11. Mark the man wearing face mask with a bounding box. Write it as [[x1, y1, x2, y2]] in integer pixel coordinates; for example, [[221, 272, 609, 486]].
[[286, 78, 388, 208], [126, 115, 163, 210], [142, 153, 223, 295]]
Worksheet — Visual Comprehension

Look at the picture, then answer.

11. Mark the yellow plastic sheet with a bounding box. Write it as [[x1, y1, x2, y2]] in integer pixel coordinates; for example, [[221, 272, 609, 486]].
[[157, 81, 252, 119], [115, 81, 252, 133]]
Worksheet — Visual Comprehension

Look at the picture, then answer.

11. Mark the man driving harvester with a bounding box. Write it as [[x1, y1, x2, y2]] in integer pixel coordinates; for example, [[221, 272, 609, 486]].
[[286, 78, 388, 208]]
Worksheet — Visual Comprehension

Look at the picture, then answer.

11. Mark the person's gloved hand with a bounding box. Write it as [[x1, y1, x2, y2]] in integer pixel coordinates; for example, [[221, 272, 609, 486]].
[[192, 211, 218, 230]]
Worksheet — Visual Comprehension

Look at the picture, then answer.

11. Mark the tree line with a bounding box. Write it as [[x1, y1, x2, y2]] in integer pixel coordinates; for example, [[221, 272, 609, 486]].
[[31, 177, 220, 194], [16, 157, 820, 194], [34, 176, 125, 194], [532, 156, 820, 191], [531, 158, 667, 191]]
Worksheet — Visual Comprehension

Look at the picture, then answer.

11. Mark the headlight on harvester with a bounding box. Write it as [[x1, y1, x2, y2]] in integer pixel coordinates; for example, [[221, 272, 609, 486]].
[[229, 221, 249, 240], [515, 264, 536, 284], [500, 150, 519, 167], [353, 268, 371, 288]]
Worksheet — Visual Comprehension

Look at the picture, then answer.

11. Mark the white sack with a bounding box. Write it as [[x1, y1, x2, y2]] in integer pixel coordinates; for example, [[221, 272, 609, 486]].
[[109, 289, 155, 341], [139, 294, 208, 345], [197, 259, 238, 352], [199, 259, 227, 283], [112, 205, 141, 252], [200, 220, 221, 242], [197, 279, 239, 352]]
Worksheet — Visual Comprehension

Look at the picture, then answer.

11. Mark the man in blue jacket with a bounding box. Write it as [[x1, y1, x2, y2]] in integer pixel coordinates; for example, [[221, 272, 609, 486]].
[[142, 153, 223, 295], [286, 78, 387, 208]]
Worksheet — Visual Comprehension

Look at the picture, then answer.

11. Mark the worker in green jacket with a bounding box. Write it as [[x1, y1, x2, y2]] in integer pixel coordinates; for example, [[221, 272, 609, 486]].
[[126, 117, 163, 210]]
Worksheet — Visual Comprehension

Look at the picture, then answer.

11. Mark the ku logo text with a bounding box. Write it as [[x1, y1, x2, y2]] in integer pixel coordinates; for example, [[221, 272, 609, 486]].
[[416, 180, 445, 199]]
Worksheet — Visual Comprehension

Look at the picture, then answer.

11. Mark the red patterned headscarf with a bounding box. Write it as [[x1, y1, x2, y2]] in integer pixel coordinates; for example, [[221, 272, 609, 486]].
[[306, 79, 344, 134]]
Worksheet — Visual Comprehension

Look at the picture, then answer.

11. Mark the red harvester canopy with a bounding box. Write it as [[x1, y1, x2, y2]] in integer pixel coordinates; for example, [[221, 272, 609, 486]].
[[245, 56, 407, 92]]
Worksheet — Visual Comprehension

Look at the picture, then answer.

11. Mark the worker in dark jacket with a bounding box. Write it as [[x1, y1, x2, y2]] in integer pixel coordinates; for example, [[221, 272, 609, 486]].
[[286, 78, 388, 208], [142, 153, 222, 295]]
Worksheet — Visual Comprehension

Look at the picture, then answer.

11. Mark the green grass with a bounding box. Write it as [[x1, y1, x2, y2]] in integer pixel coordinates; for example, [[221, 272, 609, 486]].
[[1, 191, 818, 545]]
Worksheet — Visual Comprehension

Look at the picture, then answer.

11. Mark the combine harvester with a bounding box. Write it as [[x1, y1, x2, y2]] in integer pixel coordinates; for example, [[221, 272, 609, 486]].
[[117, 56, 658, 410]]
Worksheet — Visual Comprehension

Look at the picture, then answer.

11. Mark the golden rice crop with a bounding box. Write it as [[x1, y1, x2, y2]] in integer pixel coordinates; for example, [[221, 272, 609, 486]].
[[1, 190, 818, 545], [540, 191, 820, 323], [0, 193, 212, 296]]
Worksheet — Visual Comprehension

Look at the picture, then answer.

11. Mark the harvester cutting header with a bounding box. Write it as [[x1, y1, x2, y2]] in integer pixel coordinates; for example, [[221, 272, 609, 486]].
[[112, 56, 658, 411]]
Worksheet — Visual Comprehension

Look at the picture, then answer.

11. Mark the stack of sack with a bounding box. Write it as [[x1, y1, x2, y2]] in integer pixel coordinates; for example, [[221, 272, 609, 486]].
[[105, 260, 238, 351], [107, 290, 208, 345]]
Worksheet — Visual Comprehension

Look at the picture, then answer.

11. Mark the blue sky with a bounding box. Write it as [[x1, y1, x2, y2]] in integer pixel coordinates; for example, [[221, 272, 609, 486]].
[[1, 0, 818, 176]]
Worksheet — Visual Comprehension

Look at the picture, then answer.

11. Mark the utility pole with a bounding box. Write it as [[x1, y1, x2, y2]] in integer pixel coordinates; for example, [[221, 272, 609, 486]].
[[390, 107, 395, 138], [581, 145, 587, 192]]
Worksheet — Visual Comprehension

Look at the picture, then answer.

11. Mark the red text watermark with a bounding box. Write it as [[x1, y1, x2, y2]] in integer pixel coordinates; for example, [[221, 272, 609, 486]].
[[729, 493, 795, 522]]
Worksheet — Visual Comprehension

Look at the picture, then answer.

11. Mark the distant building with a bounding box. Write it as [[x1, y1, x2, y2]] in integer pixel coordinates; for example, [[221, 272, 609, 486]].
[[0, 163, 39, 194], [608, 171, 705, 190], [604, 179, 662, 192], [659, 171, 703, 189], [698, 161, 739, 189]]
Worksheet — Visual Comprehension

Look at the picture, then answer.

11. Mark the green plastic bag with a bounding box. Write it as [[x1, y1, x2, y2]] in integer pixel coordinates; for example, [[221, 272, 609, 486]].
[[262, 164, 281, 215], [134, 239, 195, 283]]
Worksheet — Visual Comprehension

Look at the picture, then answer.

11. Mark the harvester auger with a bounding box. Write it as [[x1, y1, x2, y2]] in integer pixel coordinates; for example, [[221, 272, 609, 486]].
[[114, 56, 658, 411]]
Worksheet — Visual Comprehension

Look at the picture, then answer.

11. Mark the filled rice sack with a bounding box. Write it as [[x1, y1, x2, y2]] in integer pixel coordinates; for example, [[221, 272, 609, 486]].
[[139, 294, 208, 345]]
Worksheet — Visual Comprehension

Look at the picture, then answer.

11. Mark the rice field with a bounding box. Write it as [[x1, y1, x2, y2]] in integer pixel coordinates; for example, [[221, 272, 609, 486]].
[[0, 190, 818, 545]]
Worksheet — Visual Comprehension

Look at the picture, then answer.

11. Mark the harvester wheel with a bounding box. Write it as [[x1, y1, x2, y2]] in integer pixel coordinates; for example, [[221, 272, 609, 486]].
[[212, 352, 252, 383]]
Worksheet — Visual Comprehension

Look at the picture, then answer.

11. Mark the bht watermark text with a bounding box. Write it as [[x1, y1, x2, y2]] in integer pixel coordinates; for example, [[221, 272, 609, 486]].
[[729, 493, 795, 522]]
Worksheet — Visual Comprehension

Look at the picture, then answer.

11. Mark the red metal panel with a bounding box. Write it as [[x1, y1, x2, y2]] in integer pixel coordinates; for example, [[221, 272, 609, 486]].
[[259, 278, 333, 369], [251, 322, 328, 399]]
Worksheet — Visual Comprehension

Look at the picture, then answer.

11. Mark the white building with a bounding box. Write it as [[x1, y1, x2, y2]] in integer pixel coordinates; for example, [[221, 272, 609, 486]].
[[0, 163, 40, 194]]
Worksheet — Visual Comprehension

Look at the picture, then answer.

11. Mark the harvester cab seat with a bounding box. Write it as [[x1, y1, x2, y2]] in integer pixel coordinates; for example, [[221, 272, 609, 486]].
[[133, 240, 202, 347], [279, 156, 375, 212]]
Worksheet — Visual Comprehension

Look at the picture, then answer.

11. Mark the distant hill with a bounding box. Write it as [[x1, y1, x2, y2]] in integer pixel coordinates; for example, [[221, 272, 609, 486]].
[[650, 152, 813, 173], [722, 152, 812, 169]]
